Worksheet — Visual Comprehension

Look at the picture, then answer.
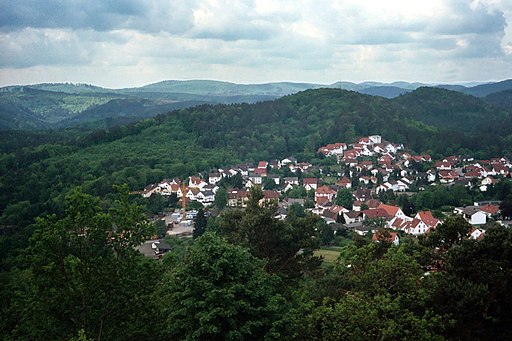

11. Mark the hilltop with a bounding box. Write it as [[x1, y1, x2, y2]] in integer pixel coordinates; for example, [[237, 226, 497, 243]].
[[3, 78, 511, 130]]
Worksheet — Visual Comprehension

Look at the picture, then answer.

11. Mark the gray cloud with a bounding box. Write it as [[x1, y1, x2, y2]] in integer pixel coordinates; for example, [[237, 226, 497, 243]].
[[429, 0, 506, 35], [0, 28, 94, 68], [0, 0, 195, 34], [0, 0, 511, 86]]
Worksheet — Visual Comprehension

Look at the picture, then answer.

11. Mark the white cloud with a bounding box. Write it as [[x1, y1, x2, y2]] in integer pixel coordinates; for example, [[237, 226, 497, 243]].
[[0, 0, 511, 87]]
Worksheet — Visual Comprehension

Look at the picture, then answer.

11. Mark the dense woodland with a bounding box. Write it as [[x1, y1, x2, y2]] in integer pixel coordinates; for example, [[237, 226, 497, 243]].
[[1, 87, 512, 339], [1, 186, 511, 340]]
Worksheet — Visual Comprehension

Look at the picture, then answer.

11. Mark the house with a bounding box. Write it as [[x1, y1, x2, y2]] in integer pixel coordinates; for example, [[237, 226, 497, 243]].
[[284, 198, 305, 207], [315, 186, 337, 204], [228, 190, 249, 207], [478, 204, 500, 217], [415, 211, 440, 230], [439, 170, 459, 184], [469, 227, 485, 240], [369, 135, 382, 144], [284, 177, 300, 186], [435, 161, 452, 170], [378, 203, 408, 220], [479, 176, 497, 192], [303, 178, 319, 191], [275, 207, 287, 220], [269, 159, 282, 169], [248, 173, 263, 185], [336, 177, 352, 189], [261, 190, 280, 205], [363, 208, 392, 220], [456, 206, 487, 225], [255, 164, 268, 176], [353, 188, 372, 202], [393, 218, 429, 235], [267, 174, 281, 185], [141, 184, 159, 198], [343, 211, 364, 224], [196, 190, 215, 205], [188, 176, 208, 189], [318, 143, 347, 156], [208, 172, 222, 185], [372, 230, 400, 245], [281, 157, 297, 166], [321, 209, 338, 224], [257, 161, 268, 170]]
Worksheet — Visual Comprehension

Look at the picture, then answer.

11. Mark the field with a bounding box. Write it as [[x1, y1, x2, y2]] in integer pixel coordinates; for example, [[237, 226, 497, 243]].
[[315, 246, 342, 265]]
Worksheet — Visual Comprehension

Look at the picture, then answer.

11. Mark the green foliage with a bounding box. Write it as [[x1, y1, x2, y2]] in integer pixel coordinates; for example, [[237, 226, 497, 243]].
[[218, 187, 321, 279], [154, 219, 167, 238], [215, 187, 228, 210], [424, 215, 472, 252], [5, 187, 160, 340], [193, 208, 207, 239], [158, 232, 283, 340], [430, 225, 512, 340], [286, 185, 307, 198], [335, 187, 353, 209], [318, 220, 334, 246]]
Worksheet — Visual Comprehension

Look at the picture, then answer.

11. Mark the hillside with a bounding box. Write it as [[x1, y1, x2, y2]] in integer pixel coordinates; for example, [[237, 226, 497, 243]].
[[484, 89, 512, 109], [0, 80, 441, 130], [359, 86, 411, 98], [394, 87, 508, 131], [123, 80, 328, 96], [461, 79, 512, 97], [2, 87, 512, 227]]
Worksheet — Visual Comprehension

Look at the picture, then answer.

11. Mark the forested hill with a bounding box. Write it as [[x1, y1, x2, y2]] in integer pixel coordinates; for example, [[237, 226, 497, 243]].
[[1, 87, 512, 227]]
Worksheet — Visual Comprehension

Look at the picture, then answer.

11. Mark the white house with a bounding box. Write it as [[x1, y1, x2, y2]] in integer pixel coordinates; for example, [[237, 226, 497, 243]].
[[457, 206, 487, 225]]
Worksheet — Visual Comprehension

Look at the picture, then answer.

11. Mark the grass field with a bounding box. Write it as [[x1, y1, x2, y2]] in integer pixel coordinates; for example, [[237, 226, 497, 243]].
[[315, 246, 342, 265]]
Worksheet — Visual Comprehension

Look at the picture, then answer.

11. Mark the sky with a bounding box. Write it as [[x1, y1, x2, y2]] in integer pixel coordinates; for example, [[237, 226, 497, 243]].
[[1, 0, 512, 88]]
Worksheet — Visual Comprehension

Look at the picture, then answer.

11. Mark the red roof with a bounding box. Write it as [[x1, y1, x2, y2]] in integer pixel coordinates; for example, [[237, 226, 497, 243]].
[[316, 185, 337, 195], [263, 190, 280, 200], [439, 170, 459, 179], [228, 190, 249, 199], [257, 161, 268, 169], [303, 178, 318, 185], [337, 177, 351, 185], [479, 204, 500, 215], [378, 203, 400, 217], [363, 208, 391, 219], [416, 210, 440, 228]]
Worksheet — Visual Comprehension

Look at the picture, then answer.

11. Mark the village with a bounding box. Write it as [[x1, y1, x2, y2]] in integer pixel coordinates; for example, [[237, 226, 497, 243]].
[[138, 134, 512, 248]]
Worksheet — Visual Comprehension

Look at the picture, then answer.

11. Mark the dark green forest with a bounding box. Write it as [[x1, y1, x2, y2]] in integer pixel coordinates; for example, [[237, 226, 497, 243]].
[[1, 186, 511, 340], [1, 87, 512, 339]]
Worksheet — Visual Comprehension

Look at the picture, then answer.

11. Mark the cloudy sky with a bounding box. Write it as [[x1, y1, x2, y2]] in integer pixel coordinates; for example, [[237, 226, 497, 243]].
[[1, 0, 512, 88]]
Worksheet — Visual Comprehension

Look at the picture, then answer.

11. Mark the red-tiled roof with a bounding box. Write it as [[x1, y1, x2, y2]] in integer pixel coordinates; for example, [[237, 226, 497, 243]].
[[378, 203, 400, 216]]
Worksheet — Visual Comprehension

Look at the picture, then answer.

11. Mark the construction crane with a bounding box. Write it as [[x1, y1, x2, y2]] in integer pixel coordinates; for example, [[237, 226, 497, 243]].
[[181, 181, 187, 222]]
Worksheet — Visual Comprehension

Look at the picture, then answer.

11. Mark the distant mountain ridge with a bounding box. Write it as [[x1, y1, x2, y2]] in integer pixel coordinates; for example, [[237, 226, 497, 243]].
[[1, 78, 511, 130]]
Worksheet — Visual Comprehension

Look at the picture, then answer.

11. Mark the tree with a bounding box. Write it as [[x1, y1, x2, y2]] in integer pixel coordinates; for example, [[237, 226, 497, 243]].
[[425, 215, 472, 252], [263, 176, 278, 190], [193, 208, 207, 239], [335, 188, 354, 209], [318, 220, 334, 245], [146, 193, 166, 214], [215, 187, 228, 210], [13, 186, 161, 340], [154, 219, 168, 238], [230, 173, 244, 189], [430, 225, 512, 340], [158, 233, 283, 340], [218, 186, 321, 279], [499, 195, 512, 219]]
